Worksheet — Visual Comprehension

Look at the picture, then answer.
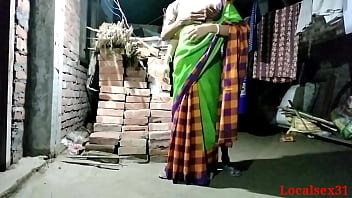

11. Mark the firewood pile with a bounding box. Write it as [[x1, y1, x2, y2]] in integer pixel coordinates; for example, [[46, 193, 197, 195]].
[[86, 23, 172, 162]]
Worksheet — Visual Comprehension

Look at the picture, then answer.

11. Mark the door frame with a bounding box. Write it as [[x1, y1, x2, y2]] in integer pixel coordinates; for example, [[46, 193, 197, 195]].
[[0, 0, 15, 171]]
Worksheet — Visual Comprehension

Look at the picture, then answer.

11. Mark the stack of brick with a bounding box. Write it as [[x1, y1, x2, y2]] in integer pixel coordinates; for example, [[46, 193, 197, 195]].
[[89, 52, 125, 153], [148, 93, 172, 161], [118, 67, 149, 156], [90, 40, 174, 161], [147, 57, 173, 162], [149, 130, 171, 162]]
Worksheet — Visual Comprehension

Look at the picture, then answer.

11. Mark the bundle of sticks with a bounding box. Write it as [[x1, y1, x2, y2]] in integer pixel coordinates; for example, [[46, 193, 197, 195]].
[[279, 106, 338, 134]]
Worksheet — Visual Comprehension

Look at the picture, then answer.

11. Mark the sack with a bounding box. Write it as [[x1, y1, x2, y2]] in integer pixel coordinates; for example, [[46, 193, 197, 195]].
[[331, 96, 352, 139]]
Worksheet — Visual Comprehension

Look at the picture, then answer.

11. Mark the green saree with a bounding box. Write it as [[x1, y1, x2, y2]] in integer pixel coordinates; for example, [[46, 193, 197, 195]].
[[165, 2, 245, 185], [173, 4, 242, 151]]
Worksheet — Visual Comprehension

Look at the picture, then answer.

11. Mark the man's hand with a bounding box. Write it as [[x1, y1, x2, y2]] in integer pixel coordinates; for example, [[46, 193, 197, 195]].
[[176, 11, 206, 26], [176, 5, 219, 26]]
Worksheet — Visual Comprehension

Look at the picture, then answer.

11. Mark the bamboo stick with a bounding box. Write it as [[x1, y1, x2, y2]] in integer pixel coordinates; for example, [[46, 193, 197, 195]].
[[61, 159, 121, 170], [278, 107, 335, 126], [67, 155, 123, 159]]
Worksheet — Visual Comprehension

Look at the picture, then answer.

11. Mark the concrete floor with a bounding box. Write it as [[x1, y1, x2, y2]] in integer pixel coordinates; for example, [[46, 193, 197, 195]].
[[0, 157, 46, 198], [10, 133, 352, 198]]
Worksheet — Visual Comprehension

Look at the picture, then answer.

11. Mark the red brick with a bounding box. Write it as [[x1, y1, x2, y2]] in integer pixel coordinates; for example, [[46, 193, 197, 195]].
[[15, 70, 27, 80], [85, 143, 115, 153], [99, 60, 124, 74], [100, 86, 125, 94], [16, 25, 27, 40], [62, 90, 75, 98], [99, 93, 125, 101], [98, 50, 123, 61], [125, 77, 146, 82], [149, 148, 169, 156], [125, 67, 147, 78], [97, 109, 124, 117], [122, 125, 148, 132], [151, 93, 172, 103], [121, 131, 148, 139], [124, 109, 150, 118], [126, 96, 150, 103], [125, 88, 150, 96], [16, 37, 27, 54], [125, 103, 149, 110], [100, 66, 124, 75], [149, 117, 172, 123], [151, 110, 172, 118], [149, 131, 171, 140], [124, 118, 148, 125], [94, 123, 122, 132], [99, 73, 123, 81], [120, 139, 147, 147], [149, 139, 170, 149], [89, 132, 121, 145], [99, 60, 124, 67], [118, 146, 147, 155], [14, 82, 26, 93], [99, 80, 123, 86], [18, 0, 30, 14], [150, 102, 172, 110], [15, 52, 27, 66], [124, 81, 148, 88], [13, 108, 25, 121], [98, 101, 124, 110], [62, 74, 75, 82], [149, 123, 172, 131], [14, 97, 25, 106], [96, 116, 123, 124]]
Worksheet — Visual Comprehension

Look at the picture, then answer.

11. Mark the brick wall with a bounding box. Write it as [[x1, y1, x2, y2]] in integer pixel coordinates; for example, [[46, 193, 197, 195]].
[[11, 0, 30, 163], [61, 0, 89, 137]]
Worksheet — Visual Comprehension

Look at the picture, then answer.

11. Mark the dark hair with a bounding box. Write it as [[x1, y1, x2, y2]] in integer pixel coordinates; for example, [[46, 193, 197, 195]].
[[232, 0, 253, 18]]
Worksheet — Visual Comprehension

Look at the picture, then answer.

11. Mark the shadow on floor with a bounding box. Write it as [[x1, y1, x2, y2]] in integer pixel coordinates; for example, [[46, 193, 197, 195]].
[[209, 151, 352, 197]]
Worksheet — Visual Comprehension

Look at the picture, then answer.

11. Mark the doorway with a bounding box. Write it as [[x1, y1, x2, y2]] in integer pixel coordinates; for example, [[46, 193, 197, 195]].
[[0, 0, 15, 171]]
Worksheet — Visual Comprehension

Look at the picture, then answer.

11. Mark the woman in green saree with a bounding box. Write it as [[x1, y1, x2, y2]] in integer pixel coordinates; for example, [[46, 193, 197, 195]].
[[160, 0, 249, 186]]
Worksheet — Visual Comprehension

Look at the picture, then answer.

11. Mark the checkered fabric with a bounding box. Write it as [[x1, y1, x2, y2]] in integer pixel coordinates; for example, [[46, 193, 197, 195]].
[[167, 36, 220, 186], [217, 24, 249, 147], [166, 84, 218, 185], [166, 25, 249, 185]]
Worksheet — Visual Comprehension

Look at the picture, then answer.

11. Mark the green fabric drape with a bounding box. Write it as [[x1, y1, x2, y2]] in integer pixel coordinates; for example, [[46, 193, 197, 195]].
[[172, 3, 242, 150]]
